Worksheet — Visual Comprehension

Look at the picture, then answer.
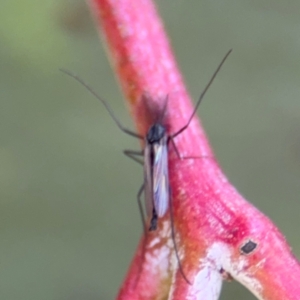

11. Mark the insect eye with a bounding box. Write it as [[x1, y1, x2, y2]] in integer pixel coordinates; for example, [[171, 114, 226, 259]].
[[240, 240, 257, 255]]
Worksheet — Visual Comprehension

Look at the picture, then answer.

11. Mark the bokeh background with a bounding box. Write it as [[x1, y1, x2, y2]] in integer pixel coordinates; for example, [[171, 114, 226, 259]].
[[1, 0, 300, 299]]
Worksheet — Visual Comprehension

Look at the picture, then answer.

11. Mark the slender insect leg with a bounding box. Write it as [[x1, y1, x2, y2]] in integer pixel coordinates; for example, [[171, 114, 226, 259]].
[[137, 183, 147, 236], [59, 69, 143, 140], [133, 230, 149, 289], [169, 188, 192, 285], [180, 155, 213, 160], [123, 149, 145, 228], [123, 149, 144, 165], [170, 49, 232, 140], [169, 136, 213, 160], [133, 184, 148, 288], [169, 136, 182, 159]]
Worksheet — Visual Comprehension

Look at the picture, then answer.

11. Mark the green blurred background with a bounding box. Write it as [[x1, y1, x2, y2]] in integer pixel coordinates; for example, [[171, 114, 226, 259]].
[[1, 0, 300, 299]]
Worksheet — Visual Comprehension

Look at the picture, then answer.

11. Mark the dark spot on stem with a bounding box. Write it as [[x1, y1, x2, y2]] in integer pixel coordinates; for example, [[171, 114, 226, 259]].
[[240, 240, 257, 254]]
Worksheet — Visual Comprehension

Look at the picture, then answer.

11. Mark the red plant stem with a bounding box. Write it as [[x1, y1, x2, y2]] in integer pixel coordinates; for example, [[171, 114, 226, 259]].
[[87, 0, 300, 299]]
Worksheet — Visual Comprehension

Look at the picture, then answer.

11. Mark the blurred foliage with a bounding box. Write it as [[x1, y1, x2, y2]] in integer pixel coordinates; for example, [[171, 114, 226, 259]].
[[0, 1, 66, 69], [0, 0, 300, 299]]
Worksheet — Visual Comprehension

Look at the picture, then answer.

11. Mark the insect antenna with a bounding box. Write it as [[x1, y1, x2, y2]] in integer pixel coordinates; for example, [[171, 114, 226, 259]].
[[60, 69, 143, 139], [170, 49, 232, 139]]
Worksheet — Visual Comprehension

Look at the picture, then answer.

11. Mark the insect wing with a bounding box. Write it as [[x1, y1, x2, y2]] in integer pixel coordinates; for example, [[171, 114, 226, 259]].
[[144, 143, 154, 217], [153, 135, 169, 217]]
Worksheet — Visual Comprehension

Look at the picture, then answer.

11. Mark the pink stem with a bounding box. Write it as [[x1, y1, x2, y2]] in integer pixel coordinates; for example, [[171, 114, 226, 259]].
[[87, 0, 300, 299]]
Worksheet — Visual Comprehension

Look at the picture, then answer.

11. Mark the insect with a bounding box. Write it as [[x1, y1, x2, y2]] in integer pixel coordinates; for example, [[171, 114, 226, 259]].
[[60, 49, 232, 283]]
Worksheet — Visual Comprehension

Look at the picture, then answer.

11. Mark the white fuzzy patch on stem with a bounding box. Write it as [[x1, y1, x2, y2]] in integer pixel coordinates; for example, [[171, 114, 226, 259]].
[[203, 242, 264, 300]]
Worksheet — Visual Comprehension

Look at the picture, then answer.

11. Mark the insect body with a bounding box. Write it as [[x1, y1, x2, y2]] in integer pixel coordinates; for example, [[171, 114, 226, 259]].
[[144, 123, 169, 231], [122, 119, 170, 233]]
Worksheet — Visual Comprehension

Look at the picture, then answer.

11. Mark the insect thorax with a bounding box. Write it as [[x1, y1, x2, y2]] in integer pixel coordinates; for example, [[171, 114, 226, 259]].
[[146, 123, 166, 144]]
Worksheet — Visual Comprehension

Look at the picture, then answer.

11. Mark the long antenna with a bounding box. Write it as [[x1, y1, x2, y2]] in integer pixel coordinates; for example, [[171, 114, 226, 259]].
[[60, 69, 143, 139], [171, 49, 232, 138]]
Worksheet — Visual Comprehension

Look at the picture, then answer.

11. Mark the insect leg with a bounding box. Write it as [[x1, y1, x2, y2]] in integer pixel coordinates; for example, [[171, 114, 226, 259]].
[[60, 69, 143, 139], [169, 188, 192, 285], [170, 49, 232, 139], [133, 184, 148, 288], [169, 136, 214, 161], [169, 136, 182, 159], [123, 149, 144, 165], [137, 183, 147, 235]]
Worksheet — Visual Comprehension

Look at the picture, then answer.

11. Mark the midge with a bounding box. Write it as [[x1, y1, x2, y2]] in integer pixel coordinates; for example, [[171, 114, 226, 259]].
[[60, 49, 232, 282]]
